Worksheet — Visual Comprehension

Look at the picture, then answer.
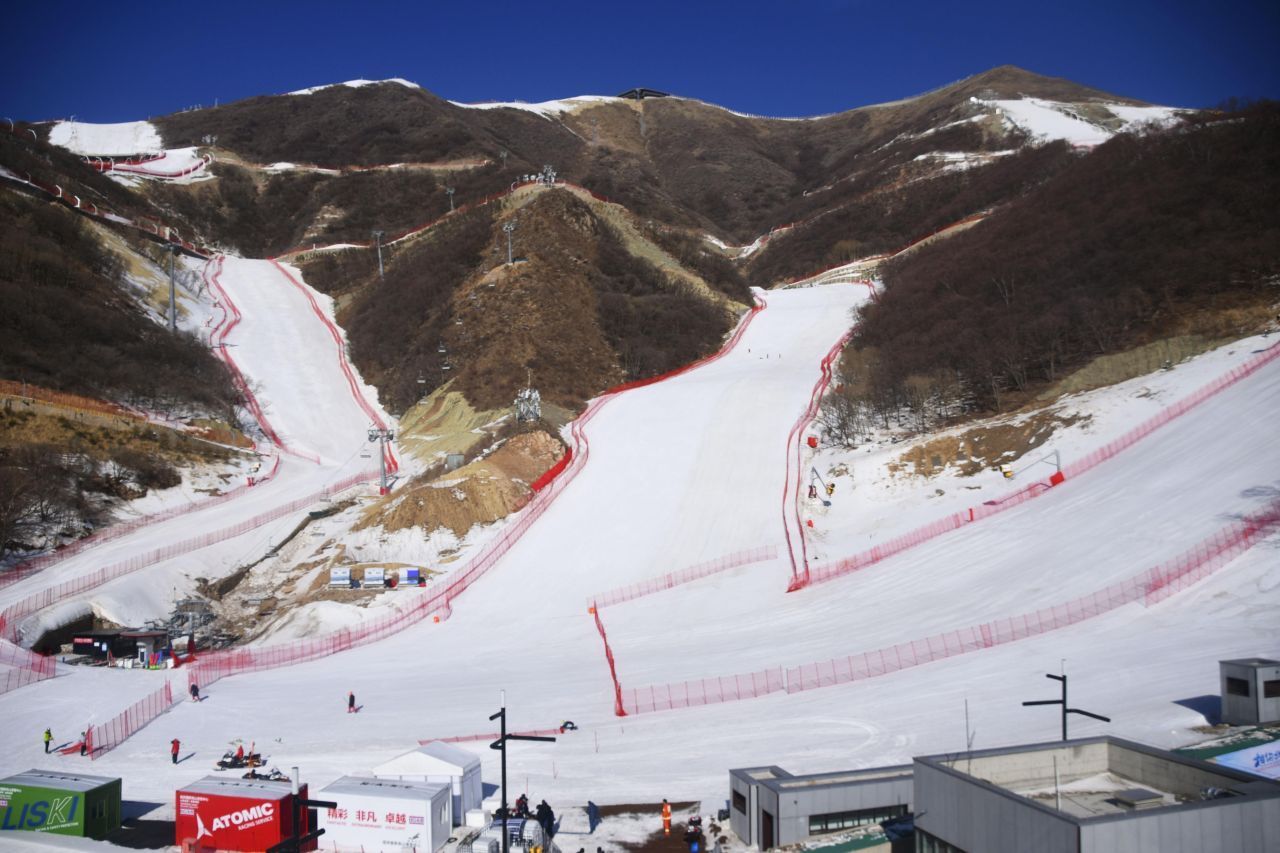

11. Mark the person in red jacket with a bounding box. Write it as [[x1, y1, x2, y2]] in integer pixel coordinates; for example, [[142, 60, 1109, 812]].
[[234, 744, 245, 762], [171, 738, 180, 764]]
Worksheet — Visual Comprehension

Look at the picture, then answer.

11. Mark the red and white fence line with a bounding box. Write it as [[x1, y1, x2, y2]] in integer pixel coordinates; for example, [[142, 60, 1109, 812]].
[[0, 470, 375, 647], [803, 339, 1280, 589], [183, 294, 767, 695], [269, 260, 398, 475], [587, 545, 779, 611], [620, 498, 1280, 715], [88, 680, 179, 759]]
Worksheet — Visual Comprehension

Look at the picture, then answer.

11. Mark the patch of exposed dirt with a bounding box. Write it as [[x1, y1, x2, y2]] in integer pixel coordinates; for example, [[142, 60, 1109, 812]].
[[891, 409, 1089, 478], [363, 430, 566, 537]]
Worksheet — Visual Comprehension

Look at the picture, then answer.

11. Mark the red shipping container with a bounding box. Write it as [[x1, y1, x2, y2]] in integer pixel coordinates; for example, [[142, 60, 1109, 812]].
[[175, 776, 314, 852]]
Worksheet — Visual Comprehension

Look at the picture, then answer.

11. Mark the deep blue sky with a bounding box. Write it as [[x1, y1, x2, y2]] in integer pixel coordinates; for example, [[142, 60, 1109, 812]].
[[3, 0, 1277, 123]]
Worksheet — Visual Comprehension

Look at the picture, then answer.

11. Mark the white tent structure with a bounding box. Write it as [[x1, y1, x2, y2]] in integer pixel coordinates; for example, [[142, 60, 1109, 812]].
[[374, 741, 483, 826]]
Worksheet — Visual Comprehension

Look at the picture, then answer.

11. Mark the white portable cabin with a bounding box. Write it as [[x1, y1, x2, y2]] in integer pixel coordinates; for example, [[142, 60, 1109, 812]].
[[318, 776, 451, 852], [373, 741, 483, 826]]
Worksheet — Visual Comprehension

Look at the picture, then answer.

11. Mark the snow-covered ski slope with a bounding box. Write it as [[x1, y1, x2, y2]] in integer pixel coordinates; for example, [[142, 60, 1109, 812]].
[[0, 256, 388, 639], [1, 268, 1277, 817]]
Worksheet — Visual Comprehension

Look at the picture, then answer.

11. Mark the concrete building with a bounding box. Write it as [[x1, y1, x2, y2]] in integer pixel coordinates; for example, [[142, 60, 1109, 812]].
[[913, 736, 1280, 852], [1220, 658, 1280, 726], [728, 764, 913, 849]]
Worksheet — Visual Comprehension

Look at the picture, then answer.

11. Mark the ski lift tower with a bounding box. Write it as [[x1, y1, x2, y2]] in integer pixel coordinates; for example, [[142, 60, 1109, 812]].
[[502, 220, 518, 265], [514, 387, 541, 423], [367, 426, 395, 495], [372, 230, 386, 279]]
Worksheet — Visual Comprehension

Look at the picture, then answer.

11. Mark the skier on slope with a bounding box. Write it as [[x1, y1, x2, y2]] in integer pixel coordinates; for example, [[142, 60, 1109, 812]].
[[348, 691, 356, 713], [171, 738, 181, 764], [43, 729, 52, 753]]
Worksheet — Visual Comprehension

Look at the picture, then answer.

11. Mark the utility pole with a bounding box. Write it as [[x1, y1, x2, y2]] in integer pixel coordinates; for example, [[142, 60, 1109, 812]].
[[168, 245, 180, 332], [490, 692, 556, 853], [1022, 669, 1110, 741], [372, 230, 386, 279], [367, 426, 395, 494], [265, 766, 336, 852], [446, 186, 455, 212], [502, 220, 517, 265], [499, 149, 508, 169]]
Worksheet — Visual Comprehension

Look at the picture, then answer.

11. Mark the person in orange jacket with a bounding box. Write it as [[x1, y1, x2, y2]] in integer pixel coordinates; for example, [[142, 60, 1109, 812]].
[[662, 799, 672, 836], [170, 738, 180, 764]]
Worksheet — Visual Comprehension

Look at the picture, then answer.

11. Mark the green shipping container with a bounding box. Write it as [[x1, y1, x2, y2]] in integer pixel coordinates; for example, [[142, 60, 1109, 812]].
[[0, 770, 122, 839]]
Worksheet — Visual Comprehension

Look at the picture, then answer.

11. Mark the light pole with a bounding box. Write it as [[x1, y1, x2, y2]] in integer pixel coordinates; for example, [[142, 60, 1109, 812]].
[[502, 220, 517, 265], [446, 186, 455, 212], [1022, 669, 1110, 741], [167, 245, 180, 332], [489, 692, 556, 853], [367, 426, 395, 494], [372, 230, 386, 279]]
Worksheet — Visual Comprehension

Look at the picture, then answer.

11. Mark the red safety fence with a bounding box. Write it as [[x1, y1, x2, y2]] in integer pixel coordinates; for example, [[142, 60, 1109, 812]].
[[592, 607, 627, 716], [622, 498, 1280, 715], [530, 448, 572, 492], [98, 153, 212, 179], [0, 470, 375, 645], [83, 152, 167, 169], [0, 452, 280, 591], [268, 260, 398, 475], [0, 639, 56, 695], [802, 340, 1280, 590], [89, 680, 179, 759], [182, 293, 768, 695], [420, 727, 563, 745], [784, 329, 856, 588], [588, 545, 779, 610]]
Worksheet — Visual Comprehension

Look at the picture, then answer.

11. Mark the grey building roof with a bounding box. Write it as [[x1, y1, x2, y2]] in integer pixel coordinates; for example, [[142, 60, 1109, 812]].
[[0, 770, 120, 792]]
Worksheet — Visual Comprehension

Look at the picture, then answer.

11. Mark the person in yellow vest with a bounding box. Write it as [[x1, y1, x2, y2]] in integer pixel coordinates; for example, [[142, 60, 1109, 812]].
[[43, 728, 52, 753], [662, 799, 672, 836]]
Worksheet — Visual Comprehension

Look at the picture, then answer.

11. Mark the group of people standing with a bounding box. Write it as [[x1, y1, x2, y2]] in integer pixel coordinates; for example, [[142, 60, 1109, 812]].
[[512, 793, 556, 839]]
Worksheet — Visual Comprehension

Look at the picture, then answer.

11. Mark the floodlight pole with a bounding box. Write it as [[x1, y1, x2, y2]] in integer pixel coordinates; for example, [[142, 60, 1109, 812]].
[[503, 221, 517, 265], [168, 245, 180, 332], [265, 766, 336, 852], [490, 692, 556, 853], [1022, 671, 1110, 741], [372, 230, 386, 279], [446, 186, 455, 212]]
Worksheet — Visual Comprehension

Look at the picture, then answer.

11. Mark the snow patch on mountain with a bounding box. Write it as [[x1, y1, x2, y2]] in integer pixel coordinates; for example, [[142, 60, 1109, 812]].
[[47, 120, 162, 156], [976, 97, 1184, 147], [448, 94, 618, 118], [287, 78, 421, 96]]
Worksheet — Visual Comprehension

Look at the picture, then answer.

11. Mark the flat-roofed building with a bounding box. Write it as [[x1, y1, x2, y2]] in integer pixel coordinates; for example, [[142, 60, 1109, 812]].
[[913, 736, 1280, 852], [728, 764, 913, 849]]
